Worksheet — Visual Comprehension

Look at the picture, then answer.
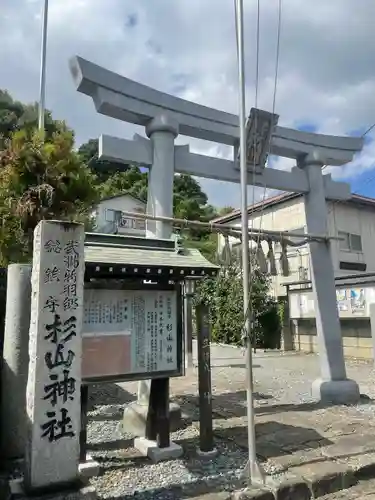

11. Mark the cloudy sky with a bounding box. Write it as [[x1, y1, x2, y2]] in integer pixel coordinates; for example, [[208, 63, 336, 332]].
[[1, 0, 375, 208]]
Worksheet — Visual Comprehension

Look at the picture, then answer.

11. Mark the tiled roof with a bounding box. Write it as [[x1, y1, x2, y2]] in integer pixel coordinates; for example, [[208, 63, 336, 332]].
[[85, 244, 218, 270], [84, 232, 219, 275], [96, 192, 146, 205]]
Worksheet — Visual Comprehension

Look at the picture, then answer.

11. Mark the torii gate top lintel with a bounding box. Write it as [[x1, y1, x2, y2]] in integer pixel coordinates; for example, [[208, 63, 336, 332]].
[[69, 56, 363, 166]]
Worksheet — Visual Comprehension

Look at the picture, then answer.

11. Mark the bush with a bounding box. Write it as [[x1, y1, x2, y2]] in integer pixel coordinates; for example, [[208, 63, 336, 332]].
[[194, 256, 281, 349], [257, 298, 282, 349]]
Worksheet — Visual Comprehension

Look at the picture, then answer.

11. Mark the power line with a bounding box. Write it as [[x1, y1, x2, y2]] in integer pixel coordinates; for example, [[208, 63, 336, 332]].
[[253, 0, 282, 231], [265, 118, 375, 210], [238, 0, 283, 338], [322, 119, 375, 171], [362, 121, 375, 138], [325, 120, 375, 215], [247, 0, 282, 348], [352, 168, 375, 195]]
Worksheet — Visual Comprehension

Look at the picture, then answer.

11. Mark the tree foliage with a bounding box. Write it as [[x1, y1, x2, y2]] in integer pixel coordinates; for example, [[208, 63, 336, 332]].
[[78, 138, 131, 183], [194, 255, 281, 348], [97, 166, 148, 202], [182, 233, 218, 263], [0, 90, 65, 140], [0, 127, 97, 264], [217, 206, 235, 217]]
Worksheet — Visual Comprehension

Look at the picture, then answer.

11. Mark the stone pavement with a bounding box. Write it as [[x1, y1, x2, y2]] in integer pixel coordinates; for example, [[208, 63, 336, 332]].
[[189, 479, 375, 500], [120, 344, 375, 498], [319, 478, 375, 499]]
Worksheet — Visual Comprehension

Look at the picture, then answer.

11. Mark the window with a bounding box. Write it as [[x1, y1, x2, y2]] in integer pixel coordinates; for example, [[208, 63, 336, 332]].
[[351, 234, 362, 252], [105, 209, 121, 222], [338, 231, 349, 250], [118, 215, 146, 230], [338, 231, 362, 252], [105, 209, 146, 230], [298, 266, 309, 281]]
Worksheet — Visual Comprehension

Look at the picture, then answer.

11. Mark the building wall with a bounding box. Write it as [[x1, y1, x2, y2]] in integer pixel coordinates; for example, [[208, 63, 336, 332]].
[[94, 195, 146, 237], [217, 197, 375, 297], [328, 201, 375, 276], [217, 197, 309, 296], [287, 280, 375, 360], [293, 318, 372, 360]]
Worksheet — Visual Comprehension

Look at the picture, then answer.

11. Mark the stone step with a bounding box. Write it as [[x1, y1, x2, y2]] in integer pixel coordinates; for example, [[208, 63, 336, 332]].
[[232, 453, 375, 499]]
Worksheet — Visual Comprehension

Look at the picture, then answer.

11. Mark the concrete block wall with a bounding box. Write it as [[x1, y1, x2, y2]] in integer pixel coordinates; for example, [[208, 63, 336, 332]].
[[293, 318, 373, 359]]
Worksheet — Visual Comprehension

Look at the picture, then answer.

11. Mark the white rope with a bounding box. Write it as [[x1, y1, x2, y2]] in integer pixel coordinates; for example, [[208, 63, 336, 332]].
[[116, 209, 342, 242]]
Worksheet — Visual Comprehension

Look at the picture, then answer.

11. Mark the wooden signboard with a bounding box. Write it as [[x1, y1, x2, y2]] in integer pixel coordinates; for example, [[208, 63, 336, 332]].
[[81, 286, 183, 383]]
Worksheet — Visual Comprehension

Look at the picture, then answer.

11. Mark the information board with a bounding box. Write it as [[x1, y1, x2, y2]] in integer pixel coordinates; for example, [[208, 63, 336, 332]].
[[81, 288, 181, 381], [289, 285, 375, 319]]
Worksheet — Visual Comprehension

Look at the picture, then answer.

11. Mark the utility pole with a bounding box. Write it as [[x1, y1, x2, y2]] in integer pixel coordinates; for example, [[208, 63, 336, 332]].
[[38, 0, 49, 131], [234, 0, 264, 485]]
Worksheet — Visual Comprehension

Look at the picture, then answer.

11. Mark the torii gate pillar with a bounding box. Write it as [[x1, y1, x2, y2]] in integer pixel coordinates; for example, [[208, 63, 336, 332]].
[[145, 115, 178, 239], [130, 114, 183, 436], [300, 152, 360, 404]]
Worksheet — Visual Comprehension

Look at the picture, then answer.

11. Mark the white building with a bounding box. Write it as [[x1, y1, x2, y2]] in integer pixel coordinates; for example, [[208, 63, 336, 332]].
[[213, 192, 375, 297], [92, 193, 146, 237]]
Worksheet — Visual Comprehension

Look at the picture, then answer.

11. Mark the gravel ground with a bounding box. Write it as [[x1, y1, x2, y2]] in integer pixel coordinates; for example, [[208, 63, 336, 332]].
[[2, 345, 374, 499], [83, 345, 375, 499], [86, 398, 249, 499]]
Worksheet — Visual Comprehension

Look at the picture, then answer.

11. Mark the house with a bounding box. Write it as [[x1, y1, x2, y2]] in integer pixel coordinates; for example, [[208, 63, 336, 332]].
[[213, 192, 375, 298], [92, 193, 146, 237]]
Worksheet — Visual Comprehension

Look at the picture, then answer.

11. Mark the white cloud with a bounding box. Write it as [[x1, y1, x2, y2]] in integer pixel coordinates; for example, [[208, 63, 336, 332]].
[[0, 0, 375, 208]]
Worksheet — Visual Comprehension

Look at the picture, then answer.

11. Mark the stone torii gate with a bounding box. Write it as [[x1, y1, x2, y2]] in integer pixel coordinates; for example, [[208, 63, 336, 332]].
[[70, 56, 364, 414]]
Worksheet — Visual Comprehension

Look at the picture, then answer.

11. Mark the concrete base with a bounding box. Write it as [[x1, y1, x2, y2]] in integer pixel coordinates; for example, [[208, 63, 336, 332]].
[[78, 455, 100, 480], [312, 378, 360, 405], [8, 478, 97, 500], [122, 401, 182, 437], [134, 437, 183, 463], [196, 447, 219, 459], [240, 459, 267, 486]]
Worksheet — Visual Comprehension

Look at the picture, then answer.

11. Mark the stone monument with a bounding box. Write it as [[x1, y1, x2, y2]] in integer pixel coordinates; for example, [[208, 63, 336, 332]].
[[24, 220, 85, 492], [1, 264, 31, 459]]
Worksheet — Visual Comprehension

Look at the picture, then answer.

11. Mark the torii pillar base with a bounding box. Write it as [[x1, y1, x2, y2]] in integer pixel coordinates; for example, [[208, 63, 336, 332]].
[[312, 378, 360, 406], [123, 402, 182, 437]]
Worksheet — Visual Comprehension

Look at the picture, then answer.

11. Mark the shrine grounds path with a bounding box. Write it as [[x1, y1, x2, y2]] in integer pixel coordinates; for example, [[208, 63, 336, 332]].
[[86, 344, 375, 499]]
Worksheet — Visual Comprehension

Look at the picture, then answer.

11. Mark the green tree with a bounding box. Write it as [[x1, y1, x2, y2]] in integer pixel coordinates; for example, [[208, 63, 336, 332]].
[[98, 167, 148, 201], [194, 254, 281, 348], [78, 138, 131, 183], [0, 89, 64, 140], [0, 128, 98, 265], [174, 174, 207, 206], [217, 206, 235, 217], [183, 233, 218, 262]]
